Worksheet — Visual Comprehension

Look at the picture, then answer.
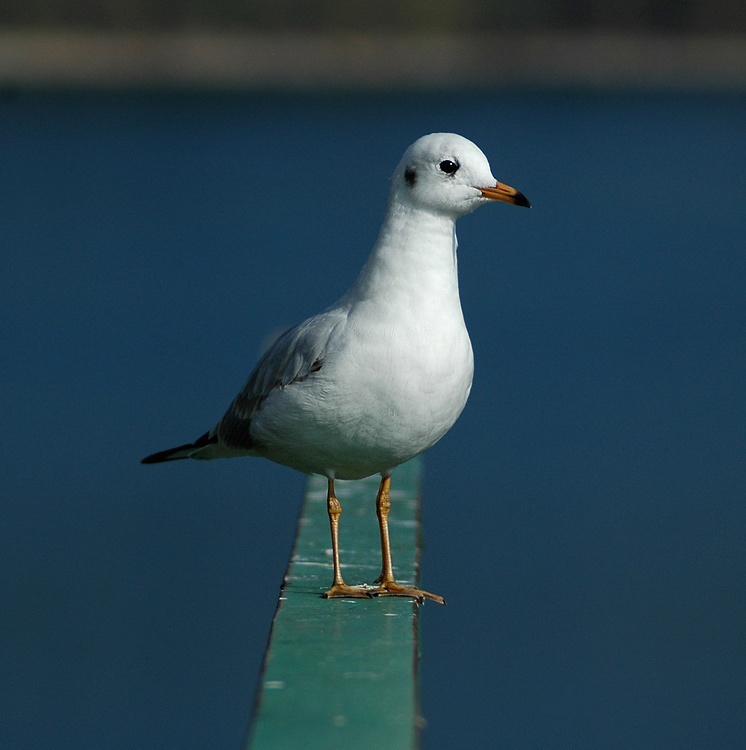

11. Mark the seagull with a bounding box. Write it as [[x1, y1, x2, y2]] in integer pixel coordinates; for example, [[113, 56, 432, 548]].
[[142, 133, 529, 604]]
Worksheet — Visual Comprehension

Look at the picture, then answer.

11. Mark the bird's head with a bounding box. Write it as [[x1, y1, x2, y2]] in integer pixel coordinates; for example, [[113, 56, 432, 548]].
[[391, 132, 530, 219]]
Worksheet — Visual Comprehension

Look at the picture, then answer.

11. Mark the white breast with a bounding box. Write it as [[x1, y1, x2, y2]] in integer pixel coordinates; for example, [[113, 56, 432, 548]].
[[250, 208, 474, 479]]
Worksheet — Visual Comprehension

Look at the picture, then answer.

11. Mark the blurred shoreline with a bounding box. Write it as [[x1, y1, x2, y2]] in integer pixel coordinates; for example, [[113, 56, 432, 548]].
[[1, 29, 745, 91]]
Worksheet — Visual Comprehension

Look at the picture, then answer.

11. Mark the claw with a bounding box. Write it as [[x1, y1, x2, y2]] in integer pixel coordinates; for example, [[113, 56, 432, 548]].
[[323, 583, 374, 599], [370, 581, 446, 605]]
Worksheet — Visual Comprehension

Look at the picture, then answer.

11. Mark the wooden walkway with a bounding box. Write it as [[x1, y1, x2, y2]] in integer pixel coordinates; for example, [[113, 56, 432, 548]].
[[2, 30, 745, 91]]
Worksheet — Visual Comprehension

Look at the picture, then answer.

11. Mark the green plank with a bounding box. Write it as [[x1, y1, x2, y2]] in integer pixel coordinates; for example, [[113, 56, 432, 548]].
[[247, 459, 424, 750]]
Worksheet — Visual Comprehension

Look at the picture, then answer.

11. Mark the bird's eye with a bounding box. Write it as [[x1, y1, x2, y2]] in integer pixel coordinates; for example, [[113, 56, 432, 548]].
[[439, 159, 459, 175]]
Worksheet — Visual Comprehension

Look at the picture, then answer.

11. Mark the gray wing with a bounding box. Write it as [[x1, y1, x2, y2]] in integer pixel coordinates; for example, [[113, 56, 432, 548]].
[[216, 307, 348, 450]]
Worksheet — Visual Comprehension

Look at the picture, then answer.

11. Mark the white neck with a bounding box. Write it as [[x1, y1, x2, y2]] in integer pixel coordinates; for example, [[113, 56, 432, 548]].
[[346, 201, 461, 309]]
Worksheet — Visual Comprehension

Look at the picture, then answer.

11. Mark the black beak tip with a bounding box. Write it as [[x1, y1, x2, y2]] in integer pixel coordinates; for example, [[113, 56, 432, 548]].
[[515, 191, 531, 208]]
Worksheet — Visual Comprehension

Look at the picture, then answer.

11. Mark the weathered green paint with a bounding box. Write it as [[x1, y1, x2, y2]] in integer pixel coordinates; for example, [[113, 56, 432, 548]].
[[246, 459, 424, 750]]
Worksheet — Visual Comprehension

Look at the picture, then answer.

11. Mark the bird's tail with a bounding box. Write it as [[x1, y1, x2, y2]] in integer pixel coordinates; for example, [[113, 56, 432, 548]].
[[141, 431, 216, 464]]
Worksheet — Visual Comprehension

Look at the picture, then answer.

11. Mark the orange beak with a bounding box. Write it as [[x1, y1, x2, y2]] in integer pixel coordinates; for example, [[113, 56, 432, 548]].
[[479, 181, 531, 208]]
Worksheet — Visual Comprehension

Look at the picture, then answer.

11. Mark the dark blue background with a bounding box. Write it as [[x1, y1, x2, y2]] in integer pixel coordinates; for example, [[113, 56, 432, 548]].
[[2, 90, 745, 749]]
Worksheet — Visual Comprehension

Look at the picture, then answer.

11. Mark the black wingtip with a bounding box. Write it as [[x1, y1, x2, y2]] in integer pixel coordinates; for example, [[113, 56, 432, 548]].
[[140, 431, 216, 464], [140, 446, 188, 464]]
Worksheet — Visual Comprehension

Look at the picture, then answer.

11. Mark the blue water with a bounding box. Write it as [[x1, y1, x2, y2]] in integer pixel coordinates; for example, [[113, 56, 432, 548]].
[[2, 90, 745, 749]]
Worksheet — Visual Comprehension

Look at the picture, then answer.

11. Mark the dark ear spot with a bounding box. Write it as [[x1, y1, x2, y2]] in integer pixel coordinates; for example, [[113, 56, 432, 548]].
[[404, 167, 417, 187]]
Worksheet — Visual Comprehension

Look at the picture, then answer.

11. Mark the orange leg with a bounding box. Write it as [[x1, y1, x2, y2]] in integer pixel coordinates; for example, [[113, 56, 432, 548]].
[[322, 477, 372, 599], [370, 475, 445, 605]]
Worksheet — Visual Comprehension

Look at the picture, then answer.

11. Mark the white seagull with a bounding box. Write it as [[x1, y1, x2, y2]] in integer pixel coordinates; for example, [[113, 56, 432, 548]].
[[143, 133, 530, 604]]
